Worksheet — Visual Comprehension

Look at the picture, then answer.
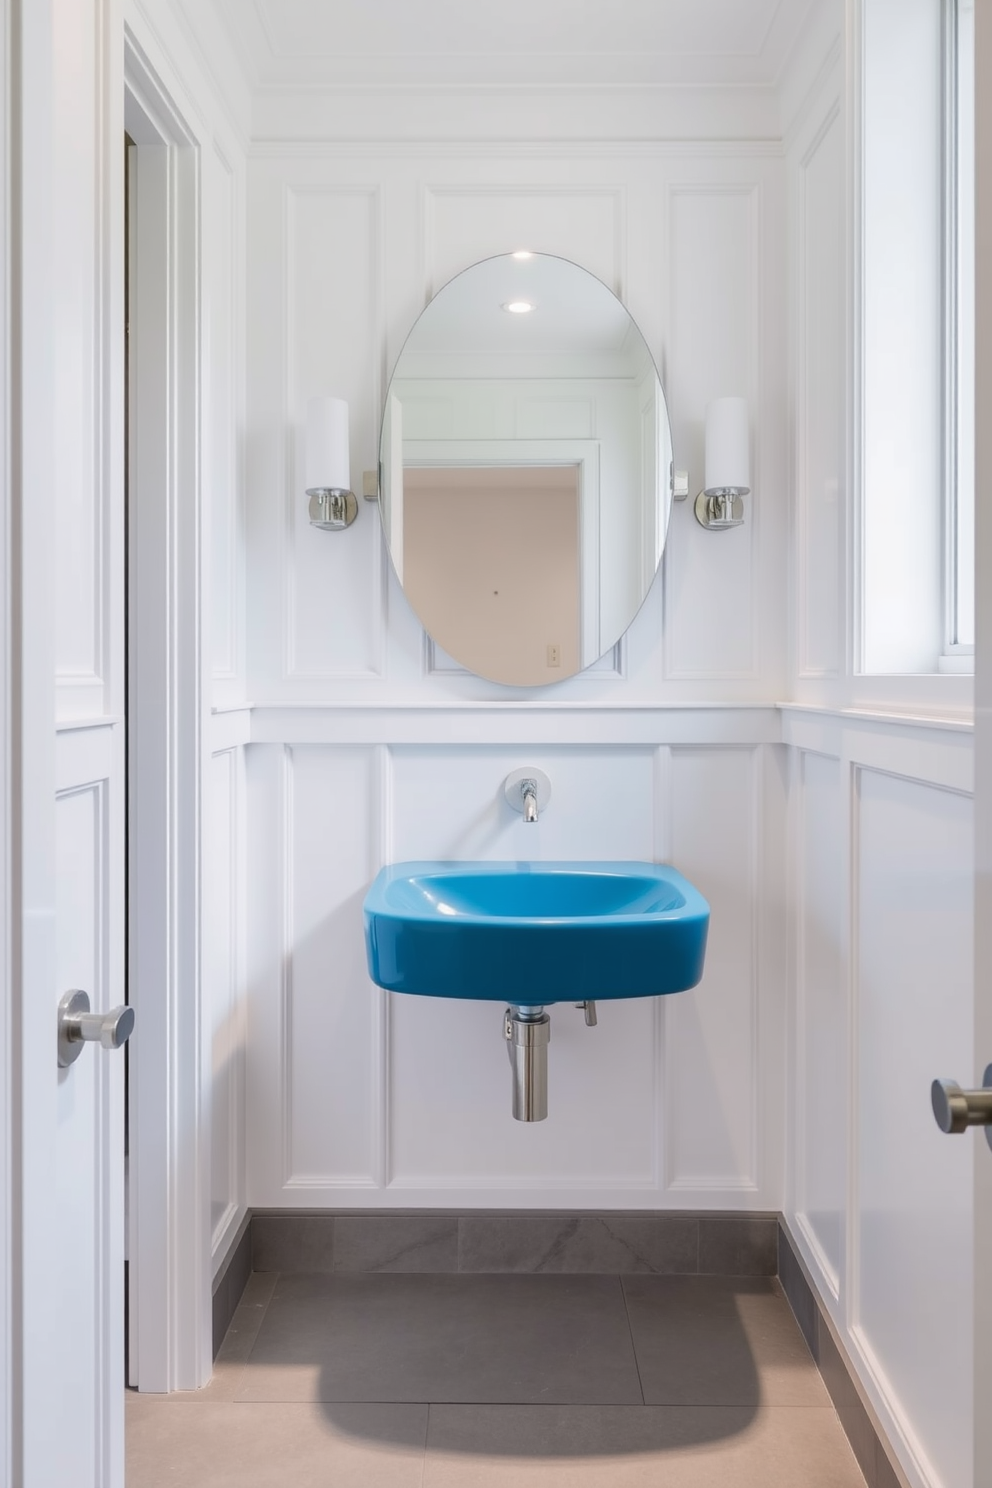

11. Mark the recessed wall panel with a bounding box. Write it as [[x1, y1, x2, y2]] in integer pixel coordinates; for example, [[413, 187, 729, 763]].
[[285, 745, 378, 1183], [426, 187, 622, 298], [666, 747, 757, 1187], [856, 769, 972, 1488], [388, 746, 657, 1185], [208, 749, 238, 1241], [797, 751, 844, 1275], [207, 146, 240, 683], [798, 109, 842, 677], [286, 187, 382, 678], [665, 188, 757, 679]]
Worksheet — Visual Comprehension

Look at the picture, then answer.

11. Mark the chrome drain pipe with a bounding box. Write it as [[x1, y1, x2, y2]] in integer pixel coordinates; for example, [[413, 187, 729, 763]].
[[504, 1006, 551, 1122]]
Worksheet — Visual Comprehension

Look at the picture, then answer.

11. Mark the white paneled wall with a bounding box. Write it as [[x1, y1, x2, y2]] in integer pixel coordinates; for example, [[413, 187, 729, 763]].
[[243, 133, 791, 1211], [247, 148, 787, 705], [794, 102, 843, 683], [207, 748, 247, 1246], [247, 723, 786, 1208], [784, 713, 974, 1488], [784, 47, 978, 1488]]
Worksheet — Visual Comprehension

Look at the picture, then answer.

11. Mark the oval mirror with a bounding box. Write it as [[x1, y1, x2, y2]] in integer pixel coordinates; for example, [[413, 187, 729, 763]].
[[379, 253, 674, 685]]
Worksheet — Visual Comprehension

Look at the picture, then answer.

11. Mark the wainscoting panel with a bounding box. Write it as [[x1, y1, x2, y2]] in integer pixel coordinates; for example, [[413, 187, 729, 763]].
[[665, 746, 760, 1191], [207, 748, 247, 1258], [282, 745, 380, 1186], [246, 726, 779, 1208], [853, 767, 973, 1488], [794, 748, 844, 1285], [784, 711, 976, 1488], [387, 745, 658, 1190]]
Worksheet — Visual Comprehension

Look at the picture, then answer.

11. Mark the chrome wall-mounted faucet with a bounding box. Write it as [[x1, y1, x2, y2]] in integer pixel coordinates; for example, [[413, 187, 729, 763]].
[[504, 767, 551, 823]]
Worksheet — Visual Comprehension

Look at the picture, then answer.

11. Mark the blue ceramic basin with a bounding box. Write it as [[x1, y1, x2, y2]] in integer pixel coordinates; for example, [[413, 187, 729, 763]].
[[363, 861, 709, 1005]]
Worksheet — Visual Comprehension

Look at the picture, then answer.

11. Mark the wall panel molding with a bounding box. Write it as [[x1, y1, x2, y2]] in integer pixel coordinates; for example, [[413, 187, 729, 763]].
[[248, 702, 783, 748], [281, 183, 386, 682], [422, 183, 627, 300], [664, 745, 761, 1193], [795, 100, 843, 680], [663, 182, 763, 683], [786, 723, 975, 1488]]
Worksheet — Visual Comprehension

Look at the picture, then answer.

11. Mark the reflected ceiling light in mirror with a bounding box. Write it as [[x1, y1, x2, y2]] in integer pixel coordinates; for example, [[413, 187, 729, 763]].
[[502, 300, 535, 314], [512, 250, 534, 259], [694, 396, 750, 530], [306, 394, 358, 530]]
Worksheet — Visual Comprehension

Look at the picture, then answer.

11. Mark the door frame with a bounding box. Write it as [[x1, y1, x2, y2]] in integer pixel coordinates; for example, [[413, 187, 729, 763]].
[[124, 32, 211, 1392]]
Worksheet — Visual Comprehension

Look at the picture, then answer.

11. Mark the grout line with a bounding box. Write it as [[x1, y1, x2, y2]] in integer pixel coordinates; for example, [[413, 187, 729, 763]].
[[618, 1275, 647, 1407], [421, 1403, 430, 1488]]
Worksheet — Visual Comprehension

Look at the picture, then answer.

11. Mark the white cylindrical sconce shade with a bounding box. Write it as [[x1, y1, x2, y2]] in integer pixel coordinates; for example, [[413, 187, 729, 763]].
[[704, 397, 750, 493], [306, 395, 351, 492]]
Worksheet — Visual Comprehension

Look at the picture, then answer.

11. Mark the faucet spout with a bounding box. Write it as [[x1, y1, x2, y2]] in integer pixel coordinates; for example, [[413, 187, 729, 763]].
[[503, 767, 551, 822]]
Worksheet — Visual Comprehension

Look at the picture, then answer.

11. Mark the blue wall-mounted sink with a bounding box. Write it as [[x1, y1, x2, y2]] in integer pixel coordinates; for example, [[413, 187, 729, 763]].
[[363, 861, 709, 1005]]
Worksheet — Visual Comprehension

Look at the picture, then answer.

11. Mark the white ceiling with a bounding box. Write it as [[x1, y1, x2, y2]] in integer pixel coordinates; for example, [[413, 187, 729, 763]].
[[211, 0, 821, 91]]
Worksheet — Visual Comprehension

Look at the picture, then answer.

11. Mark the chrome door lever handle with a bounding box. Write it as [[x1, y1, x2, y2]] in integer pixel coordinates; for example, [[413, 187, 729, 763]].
[[58, 989, 135, 1068], [932, 1065, 992, 1147]]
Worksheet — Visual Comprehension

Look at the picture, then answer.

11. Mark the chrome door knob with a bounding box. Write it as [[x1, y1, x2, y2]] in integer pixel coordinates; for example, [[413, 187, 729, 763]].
[[58, 989, 135, 1068], [932, 1066, 992, 1148]]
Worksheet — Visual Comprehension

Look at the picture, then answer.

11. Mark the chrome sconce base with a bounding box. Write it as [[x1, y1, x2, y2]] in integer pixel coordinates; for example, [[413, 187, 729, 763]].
[[693, 488, 746, 530], [308, 486, 358, 530]]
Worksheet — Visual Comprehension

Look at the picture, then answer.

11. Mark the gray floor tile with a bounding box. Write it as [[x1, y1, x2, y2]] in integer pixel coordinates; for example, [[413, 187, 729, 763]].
[[126, 1397, 427, 1487], [699, 1217, 778, 1276], [622, 1276, 829, 1407], [237, 1273, 643, 1405], [423, 1404, 867, 1486], [335, 1214, 458, 1272], [458, 1215, 698, 1274], [252, 1215, 335, 1273]]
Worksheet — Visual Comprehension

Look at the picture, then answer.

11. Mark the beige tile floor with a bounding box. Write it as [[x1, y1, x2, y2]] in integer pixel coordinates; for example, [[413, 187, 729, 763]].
[[126, 1272, 868, 1487]]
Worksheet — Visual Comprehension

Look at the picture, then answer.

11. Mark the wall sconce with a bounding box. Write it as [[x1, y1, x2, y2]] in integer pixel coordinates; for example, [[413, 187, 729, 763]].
[[306, 395, 358, 530], [694, 396, 750, 530]]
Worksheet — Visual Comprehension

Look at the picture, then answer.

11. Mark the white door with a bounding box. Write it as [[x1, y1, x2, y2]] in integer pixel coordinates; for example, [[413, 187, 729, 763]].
[[971, 7, 992, 1479], [9, 1, 129, 1483], [943, 6, 992, 1483]]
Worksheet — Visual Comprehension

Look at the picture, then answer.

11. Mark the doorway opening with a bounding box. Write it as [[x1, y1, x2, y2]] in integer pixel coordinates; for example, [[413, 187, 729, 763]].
[[124, 48, 210, 1394]]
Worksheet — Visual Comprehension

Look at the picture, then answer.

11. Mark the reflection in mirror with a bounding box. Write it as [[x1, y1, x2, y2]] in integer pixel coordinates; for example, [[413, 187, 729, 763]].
[[380, 254, 673, 685]]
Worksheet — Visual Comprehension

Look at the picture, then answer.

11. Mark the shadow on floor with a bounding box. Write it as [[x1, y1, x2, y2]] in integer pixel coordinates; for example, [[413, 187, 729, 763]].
[[230, 1273, 789, 1455]]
